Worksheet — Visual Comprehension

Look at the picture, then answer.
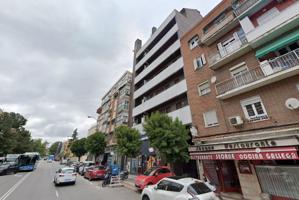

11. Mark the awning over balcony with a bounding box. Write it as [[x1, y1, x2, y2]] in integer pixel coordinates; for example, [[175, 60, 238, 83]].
[[255, 29, 299, 58]]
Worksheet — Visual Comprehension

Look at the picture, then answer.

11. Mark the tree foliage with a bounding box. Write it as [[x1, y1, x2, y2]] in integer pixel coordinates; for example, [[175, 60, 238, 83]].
[[85, 132, 106, 157], [0, 112, 32, 156], [31, 139, 48, 157], [70, 138, 87, 161], [143, 112, 190, 164], [115, 125, 141, 158], [49, 141, 60, 156]]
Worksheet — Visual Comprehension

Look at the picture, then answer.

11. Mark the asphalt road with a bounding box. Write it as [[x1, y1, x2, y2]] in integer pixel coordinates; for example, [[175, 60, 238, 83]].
[[0, 161, 140, 200]]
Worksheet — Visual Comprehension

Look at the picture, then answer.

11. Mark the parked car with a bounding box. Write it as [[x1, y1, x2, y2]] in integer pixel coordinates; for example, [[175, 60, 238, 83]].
[[141, 176, 220, 200], [135, 166, 174, 190], [84, 165, 106, 181], [78, 161, 95, 175], [53, 167, 77, 186], [0, 162, 18, 175], [60, 159, 67, 165]]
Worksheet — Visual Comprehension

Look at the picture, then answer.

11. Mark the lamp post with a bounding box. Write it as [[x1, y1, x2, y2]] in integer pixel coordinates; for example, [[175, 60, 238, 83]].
[[87, 116, 99, 132]]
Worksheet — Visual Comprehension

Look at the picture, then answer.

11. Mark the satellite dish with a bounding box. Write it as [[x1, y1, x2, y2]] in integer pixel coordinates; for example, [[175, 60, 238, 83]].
[[285, 98, 299, 110], [211, 76, 217, 84]]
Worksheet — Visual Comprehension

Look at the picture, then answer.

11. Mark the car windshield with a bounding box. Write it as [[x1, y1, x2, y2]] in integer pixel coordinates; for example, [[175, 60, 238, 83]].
[[143, 167, 158, 176], [187, 182, 212, 195], [62, 169, 75, 174]]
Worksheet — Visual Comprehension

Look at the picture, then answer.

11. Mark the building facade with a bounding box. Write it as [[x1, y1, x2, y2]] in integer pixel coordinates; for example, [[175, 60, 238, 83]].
[[132, 8, 203, 176], [181, 0, 299, 199], [96, 71, 132, 167]]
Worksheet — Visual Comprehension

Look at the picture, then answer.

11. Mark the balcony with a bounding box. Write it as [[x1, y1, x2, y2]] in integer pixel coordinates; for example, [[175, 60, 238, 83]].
[[208, 34, 250, 69], [135, 40, 181, 84], [135, 24, 178, 71], [136, 11, 177, 58], [133, 80, 187, 117], [241, 1, 299, 48], [133, 105, 192, 137], [134, 57, 183, 99], [168, 105, 192, 125], [133, 123, 145, 135], [201, 13, 238, 46], [216, 48, 299, 99], [232, 0, 270, 19]]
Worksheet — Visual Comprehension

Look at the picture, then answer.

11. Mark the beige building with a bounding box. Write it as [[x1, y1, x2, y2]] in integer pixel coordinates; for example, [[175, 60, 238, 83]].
[[97, 71, 132, 165]]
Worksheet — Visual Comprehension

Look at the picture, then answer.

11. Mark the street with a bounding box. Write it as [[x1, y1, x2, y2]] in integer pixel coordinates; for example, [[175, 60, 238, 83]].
[[0, 161, 139, 200]]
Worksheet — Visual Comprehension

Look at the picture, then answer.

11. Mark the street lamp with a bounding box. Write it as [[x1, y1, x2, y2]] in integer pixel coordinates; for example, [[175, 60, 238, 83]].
[[87, 116, 99, 132]]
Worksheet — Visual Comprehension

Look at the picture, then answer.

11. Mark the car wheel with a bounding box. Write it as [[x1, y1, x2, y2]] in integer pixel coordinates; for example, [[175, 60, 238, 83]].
[[142, 195, 150, 200], [89, 177, 92, 181]]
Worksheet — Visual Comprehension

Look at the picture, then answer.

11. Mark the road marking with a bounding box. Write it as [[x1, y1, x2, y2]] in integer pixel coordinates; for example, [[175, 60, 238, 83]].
[[0, 172, 31, 200], [55, 190, 59, 199]]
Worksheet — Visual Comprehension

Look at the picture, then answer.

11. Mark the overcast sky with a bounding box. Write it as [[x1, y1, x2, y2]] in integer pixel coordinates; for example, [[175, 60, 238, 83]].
[[0, 0, 221, 143]]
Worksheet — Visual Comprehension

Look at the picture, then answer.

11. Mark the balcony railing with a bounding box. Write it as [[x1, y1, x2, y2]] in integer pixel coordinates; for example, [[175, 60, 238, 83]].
[[216, 48, 299, 95], [208, 35, 247, 66], [202, 13, 235, 42], [233, 0, 259, 16]]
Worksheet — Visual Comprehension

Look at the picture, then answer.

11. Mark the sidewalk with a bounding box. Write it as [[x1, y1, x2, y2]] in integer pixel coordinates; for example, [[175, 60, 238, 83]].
[[121, 174, 138, 192]]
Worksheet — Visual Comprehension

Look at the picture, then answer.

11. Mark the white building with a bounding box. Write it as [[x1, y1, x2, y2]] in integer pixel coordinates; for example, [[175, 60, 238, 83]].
[[132, 9, 202, 147]]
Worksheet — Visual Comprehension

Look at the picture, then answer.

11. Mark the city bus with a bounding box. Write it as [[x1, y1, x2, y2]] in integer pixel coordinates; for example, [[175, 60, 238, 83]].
[[18, 154, 39, 171]]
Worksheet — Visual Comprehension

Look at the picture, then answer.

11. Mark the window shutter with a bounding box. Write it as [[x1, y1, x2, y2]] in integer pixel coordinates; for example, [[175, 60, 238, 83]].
[[201, 54, 206, 65], [193, 58, 198, 70], [204, 110, 218, 126]]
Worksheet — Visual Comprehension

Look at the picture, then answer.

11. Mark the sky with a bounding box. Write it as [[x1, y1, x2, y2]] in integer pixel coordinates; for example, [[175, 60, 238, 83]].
[[0, 0, 221, 143]]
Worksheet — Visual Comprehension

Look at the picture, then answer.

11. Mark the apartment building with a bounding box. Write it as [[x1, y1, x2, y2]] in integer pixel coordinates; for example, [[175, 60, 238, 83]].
[[181, 0, 299, 199], [132, 8, 203, 175], [96, 71, 132, 166]]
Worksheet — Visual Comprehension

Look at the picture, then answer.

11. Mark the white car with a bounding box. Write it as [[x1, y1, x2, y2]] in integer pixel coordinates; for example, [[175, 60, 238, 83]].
[[53, 167, 77, 186], [141, 177, 220, 200]]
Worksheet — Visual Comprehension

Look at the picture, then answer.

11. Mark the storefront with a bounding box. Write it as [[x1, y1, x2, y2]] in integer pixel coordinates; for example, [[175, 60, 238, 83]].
[[189, 135, 299, 200]]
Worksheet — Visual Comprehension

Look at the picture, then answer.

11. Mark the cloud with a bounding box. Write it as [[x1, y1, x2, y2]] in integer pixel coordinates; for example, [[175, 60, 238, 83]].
[[0, 0, 220, 143]]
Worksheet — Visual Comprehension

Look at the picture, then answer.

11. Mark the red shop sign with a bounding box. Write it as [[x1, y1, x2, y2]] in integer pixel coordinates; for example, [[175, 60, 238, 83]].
[[190, 147, 299, 160]]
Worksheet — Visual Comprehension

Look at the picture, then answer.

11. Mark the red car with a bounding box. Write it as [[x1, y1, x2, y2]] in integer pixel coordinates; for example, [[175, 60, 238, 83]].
[[135, 166, 174, 190], [84, 165, 106, 181]]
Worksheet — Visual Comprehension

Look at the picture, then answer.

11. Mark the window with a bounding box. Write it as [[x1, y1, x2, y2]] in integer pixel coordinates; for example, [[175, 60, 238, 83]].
[[257, 7, 280, 26], [189, 35, 200, 50], [157, 168, 170, 174], [167, 182, 184, 192], [241, 96, 268, 122], [187, 182, 211, 195], [230, 62, 248, 77], [203, 110, 219, 127], [193, 54, 206, 70], [157, 180, 169, 190], [296, 83, 299, 91], [198, 81, 211, 96]]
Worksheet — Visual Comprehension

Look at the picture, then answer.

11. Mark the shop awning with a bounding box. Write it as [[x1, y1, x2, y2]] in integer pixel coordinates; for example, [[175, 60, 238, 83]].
[[255, 29, 299, 58], [190, 147, 299, 160]]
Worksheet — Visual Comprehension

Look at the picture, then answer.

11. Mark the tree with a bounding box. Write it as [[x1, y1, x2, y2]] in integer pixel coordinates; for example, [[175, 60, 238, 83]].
[[85, 132, 106, 161], [115, 125, 141, 159], [49, 141, 60, 156], [31, 139, 48, 157], [70, 138, 87, 161], [72, 129, 78, 141], [0, 111, 32, 156], [143, 112, 190, 165]]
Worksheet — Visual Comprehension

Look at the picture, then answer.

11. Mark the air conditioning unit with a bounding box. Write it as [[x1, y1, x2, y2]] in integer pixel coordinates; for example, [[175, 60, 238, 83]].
[[229, 116, 243, 126]]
